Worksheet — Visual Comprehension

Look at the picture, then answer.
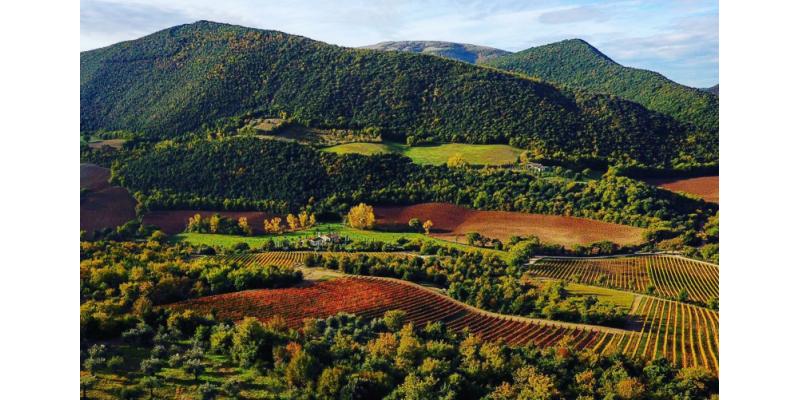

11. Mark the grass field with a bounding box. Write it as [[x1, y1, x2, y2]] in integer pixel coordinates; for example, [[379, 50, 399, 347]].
[[172, 222, 505, 256], [322, 142, 523, 165], [565, 282, 637, 310]]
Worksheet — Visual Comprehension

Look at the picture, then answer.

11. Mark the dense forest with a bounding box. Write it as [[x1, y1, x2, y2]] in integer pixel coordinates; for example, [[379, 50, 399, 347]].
[[482, 39, 719, 132], [81, 21, 715, 168], [108, 138, 715, 231]]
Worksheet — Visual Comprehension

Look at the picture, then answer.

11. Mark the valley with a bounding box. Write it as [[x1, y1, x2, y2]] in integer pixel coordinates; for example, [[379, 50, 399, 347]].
[[78, 17, 720, 400]]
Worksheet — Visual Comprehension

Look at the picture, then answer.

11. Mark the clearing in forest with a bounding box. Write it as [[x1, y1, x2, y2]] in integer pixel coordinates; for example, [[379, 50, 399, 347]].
[[646, 176, 719, 203], [80, 164, 136, 234], [323, 142, 523, 165]]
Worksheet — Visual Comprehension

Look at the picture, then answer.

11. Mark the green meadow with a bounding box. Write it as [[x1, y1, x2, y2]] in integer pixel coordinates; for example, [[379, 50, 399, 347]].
[[322, 142, 523, 165]]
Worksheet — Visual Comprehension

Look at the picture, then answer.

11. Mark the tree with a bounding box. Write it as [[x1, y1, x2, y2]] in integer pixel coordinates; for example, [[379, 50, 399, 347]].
[[646, 284, 656, 295], [447, 154, 468, 168], [140, 376, 163, 399], [408, 218, 422, 232], [183, 357, 206, 383], [265, 217, 283, 234], [347, 203, 376, 230], [466, 232, 481, 246], [221, 377, 245, 397], [422, 220, 434, 235], [287, 213, 299, 230], [309, 213, 317, 227], [106, 355, 124, 371], [285, 349, 316, 388], [678, 288, 689, 302], [298, 211, 309, 228], [383, 310, 407, 332], [237, 217, 252, 236], [706, 296, 719, 310], [187, 213, 203, 232], [198, 382, 219, 400], [80, 374, 96, 400], [316, 367, 345, 400], [209, 214, 220, 233], [140, 357, 163, 376]]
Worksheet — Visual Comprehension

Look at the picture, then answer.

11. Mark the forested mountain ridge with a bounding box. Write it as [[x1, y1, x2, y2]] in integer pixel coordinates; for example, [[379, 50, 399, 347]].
[[361, 40, 511, 64], [482, 39, 719, 131], [81, 21, 715, 168]]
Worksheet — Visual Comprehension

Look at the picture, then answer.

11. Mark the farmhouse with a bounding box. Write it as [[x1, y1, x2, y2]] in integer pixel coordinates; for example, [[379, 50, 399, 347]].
[[308, 233, 345, 248], [524, 162, 549, 173]]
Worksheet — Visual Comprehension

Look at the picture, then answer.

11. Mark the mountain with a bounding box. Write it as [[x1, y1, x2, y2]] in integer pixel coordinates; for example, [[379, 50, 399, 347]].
[[703, 85, 719, 96], [360, 40, 511, 64], [482, 39, 719, 131], [80, 21, 715, 168]]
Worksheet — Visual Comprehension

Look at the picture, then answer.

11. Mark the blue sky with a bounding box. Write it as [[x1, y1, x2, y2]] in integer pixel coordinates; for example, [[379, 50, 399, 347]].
[[80, 0, 718, 87]]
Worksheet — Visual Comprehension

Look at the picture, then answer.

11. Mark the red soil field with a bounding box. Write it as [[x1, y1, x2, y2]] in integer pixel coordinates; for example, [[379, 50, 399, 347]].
[[647, 176, 719, 203], [168, 276, 609, 348], [81, 187, 137, 233], [142, 210, 273, 234], [80, 164, 137, 234], [374, 203, 644, 246], [80, 163, 111, 191]]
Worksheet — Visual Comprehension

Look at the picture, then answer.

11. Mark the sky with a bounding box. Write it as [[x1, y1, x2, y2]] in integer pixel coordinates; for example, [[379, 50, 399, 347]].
[[80, 0, 718, 87]]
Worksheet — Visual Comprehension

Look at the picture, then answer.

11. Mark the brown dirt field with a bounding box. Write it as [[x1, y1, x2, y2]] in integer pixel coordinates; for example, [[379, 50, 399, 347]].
[[80, 186, 137, 233], [374, 203, 644, 246], [80, 163, 111, 191], [88, 139, 126, 149], [647, 176, 718, 203], [142, 210, 273, 234]]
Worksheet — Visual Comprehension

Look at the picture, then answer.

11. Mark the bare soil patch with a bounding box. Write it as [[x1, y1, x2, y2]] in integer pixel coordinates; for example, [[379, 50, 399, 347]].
[[647, 176, 718, 203], [142, 210, 273, 234], [374, 203, 644, 246], [81, 186, 137, 233], [80, 163, 111, 191], [88, 139, 126, 149]]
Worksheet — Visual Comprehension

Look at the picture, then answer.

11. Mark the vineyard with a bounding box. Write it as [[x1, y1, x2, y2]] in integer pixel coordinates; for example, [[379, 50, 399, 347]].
[[167, 275, 718, 372], [216, 251, 413, 268], [527, 255, 718, 303], [596, 297, 719, 373]]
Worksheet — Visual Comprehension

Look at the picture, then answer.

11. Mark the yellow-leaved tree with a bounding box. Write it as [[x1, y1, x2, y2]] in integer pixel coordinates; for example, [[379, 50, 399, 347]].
[[422, 220, 434, 235], [238, 217, 252, 236], [209, 214, 220, 234], [286, 213, 299, 230], [347, 203, 375, 230], [264, 217, 283, 234], [298, 211, 309, 228]]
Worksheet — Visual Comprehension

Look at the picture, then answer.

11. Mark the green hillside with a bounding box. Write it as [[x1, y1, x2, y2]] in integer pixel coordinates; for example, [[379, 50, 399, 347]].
[[81, 21, 715, 168], [361, 40, 511, 64], [482, 39, 719, 130]]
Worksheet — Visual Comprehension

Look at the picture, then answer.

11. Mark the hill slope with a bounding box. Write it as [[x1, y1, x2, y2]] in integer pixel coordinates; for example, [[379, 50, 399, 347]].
[[482, 39, 719, 130], [360, 40, 511, 64], [81, 21, 714, 167]]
